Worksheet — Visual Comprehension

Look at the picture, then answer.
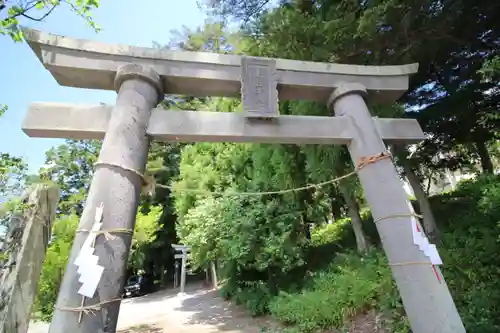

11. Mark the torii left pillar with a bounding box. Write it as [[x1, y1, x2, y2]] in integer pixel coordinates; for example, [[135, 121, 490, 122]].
[[49, 64, 163, 333]]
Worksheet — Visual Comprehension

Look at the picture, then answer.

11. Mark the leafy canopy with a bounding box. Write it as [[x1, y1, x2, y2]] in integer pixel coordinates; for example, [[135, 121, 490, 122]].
[[1, 0, 100, 41]]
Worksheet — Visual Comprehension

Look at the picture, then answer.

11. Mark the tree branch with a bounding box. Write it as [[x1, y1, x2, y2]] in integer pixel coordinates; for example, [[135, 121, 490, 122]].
[[243, 0, 271, 22], [62, 0, 90, 22], [20, 4, 57, 22], [3, 0, 42, 21]]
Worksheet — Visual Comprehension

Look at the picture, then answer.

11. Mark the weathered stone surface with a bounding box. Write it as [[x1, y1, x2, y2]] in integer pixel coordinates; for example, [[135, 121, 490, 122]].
[[0, 184, 60, 333], [241, 57, 279, 118], [22, 103, 426, 144], [48, 63, 162, 333], [22, 28, 418, 104], [328, 83, 465, 333]]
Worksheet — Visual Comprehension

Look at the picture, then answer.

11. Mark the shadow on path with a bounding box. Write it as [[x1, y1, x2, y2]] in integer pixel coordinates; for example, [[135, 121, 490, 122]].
[[173, 289, 275, 333]]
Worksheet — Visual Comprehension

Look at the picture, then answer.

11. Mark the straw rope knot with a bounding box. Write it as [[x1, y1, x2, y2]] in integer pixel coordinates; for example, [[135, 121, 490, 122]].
[[56, 298, 121, 316], [356, 151, 392, 170], [76, 228, 134, 247]]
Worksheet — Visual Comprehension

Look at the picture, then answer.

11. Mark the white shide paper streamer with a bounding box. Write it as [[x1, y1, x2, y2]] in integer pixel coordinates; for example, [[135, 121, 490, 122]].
[[406, 200, 442, 265], [74, 203, 105, 298]]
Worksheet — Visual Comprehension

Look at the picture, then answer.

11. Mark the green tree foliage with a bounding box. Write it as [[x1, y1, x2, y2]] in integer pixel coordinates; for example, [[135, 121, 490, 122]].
[[172, 111, 317, 314], [34, 214, 79, 320], [0, 153, 27, 201], [207, 0, 499, 174], [479, 56, 500, 81], [39, 140, 101, 216], [128, 206, 162, 273], [203, 0, 272, 21], [167, 21, 248, 54], [140, 142, 184, 285], [180, 195, 306, 316], [0, 108, 28, 232], [0, 0, 100, 41], [0, 106, 27, 202]]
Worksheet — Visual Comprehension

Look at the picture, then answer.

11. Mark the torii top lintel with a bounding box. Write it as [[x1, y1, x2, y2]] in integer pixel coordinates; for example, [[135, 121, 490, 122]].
[[23, 28, 418, 104]]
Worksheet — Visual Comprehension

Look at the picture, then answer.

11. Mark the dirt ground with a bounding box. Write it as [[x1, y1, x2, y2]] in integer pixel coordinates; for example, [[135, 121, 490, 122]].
[[117, 284, 386, 333], [117, 284, 277, 333], [30, 283, 386, 333]]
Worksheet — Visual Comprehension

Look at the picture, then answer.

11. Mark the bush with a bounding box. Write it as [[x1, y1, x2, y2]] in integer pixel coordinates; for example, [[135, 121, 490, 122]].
[[269, 250, 408, 333], [310, 209, 379, 249], [233, 281, 274, 316], [310, 218, 352, 247]]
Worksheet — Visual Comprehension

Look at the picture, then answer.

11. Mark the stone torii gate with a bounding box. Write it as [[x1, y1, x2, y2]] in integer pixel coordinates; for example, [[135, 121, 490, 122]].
[[21, 29, 465, 333], [171, 244, 190, 295]]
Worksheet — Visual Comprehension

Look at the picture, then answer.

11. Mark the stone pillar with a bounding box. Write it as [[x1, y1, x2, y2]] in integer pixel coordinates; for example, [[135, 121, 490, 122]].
[[328, 83, 465, 333], [174, 261, 180, 288], [210, 261, 218, 289], [49, 64, 162, 333], [179, 251, 187, 295], [0, 184, 59, 333]]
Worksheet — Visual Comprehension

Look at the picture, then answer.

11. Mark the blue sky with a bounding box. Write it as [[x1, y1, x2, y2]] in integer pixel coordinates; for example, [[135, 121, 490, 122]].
[[0, 0, 206, 173]]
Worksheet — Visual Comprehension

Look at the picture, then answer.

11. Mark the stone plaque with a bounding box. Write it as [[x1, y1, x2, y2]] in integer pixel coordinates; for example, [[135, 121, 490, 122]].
[[241, 57, 279, 118]]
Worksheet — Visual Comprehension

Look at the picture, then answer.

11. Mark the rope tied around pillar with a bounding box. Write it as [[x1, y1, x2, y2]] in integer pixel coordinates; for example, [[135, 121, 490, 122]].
[[389, 261, 433, 267], [76, 228, 134, 246], [93, 161, 155, 196], [388, 260, 442, 283], [356, 151, 392, 170], [76, 228, 134, 239], [56, 298, 121, 317], [374, 213, 423, 223]]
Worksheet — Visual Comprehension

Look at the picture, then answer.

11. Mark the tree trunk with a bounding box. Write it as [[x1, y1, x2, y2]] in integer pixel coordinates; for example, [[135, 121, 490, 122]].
[[400, 157, 440, 241], [285, 144, 314, 240], [475, 139, 494, 174], [338, 183, 369, 253], [329, 186, 344, 221], [425, 171, 434, 195], [160, 265, 165, 287]]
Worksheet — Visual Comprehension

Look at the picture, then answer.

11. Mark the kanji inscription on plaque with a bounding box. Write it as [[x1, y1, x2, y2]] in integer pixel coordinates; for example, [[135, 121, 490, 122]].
[[241, 57, 279, 118]]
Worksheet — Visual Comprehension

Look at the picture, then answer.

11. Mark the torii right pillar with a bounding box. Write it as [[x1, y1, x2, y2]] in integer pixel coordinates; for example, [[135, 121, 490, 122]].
[[328, 83, 466, 333]]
